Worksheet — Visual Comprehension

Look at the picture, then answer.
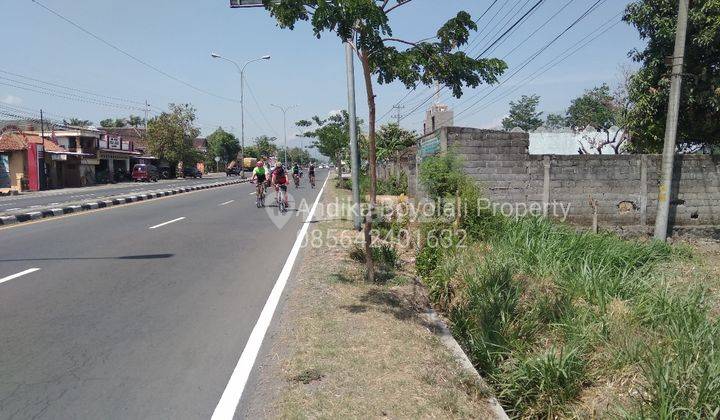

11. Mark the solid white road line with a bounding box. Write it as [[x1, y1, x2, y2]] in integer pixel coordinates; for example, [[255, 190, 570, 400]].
[[148, 217, 186, 230], [211, 174, 330, 420], [0, 268, 41, 285], [219, 200, 235, 206]]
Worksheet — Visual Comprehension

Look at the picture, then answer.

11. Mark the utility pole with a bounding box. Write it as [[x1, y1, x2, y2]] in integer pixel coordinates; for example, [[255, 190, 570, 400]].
[[40, 109, 46, 190], [346, 42, 362, 231], [392, 104, 405, 125], [144, 100, 149, 129], [654, 0, 690, 241]]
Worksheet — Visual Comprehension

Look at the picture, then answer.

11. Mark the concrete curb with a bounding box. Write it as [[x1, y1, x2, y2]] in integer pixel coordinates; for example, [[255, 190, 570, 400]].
[[0, 179, 247, 226], [420, 303, 509, 420]]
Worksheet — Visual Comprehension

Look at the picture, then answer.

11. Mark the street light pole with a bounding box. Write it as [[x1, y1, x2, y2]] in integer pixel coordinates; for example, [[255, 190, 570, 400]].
[[270, 104, 298, 167], [211, 52, 271, 178], [653, 0, 689, 241]]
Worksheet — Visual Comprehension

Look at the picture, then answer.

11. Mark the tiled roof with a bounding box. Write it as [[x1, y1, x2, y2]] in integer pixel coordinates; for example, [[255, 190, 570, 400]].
[[193, 138, 208, 149], [0, 133, 66, 152]]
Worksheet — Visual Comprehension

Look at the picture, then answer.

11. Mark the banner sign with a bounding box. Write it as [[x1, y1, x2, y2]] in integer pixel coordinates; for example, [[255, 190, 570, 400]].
[[230, 0, 264, 7], [420, 134, 441, 157], [108, 136, 121, 149]]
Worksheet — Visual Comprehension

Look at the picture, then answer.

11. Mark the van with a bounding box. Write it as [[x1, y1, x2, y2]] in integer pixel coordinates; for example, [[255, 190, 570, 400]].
[[132, 164, 159, 182]]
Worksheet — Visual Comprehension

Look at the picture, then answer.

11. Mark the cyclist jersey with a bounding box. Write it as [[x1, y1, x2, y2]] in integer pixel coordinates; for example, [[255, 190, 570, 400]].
[[273, 166, 288, 184], [308, 166, 315, 175], [253, 166, 266, 181], [292, 166, 300, 175]]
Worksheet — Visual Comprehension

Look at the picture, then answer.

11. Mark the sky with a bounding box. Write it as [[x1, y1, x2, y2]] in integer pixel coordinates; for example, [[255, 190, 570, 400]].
[[1, 0, 644, 149]]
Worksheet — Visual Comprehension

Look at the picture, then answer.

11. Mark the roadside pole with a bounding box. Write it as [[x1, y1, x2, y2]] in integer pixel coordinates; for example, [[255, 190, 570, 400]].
[[654, 0, 689, 241], [345, 42, 362, 231]]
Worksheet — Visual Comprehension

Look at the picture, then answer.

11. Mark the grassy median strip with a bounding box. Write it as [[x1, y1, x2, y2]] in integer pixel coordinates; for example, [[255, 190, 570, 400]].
[[416, 154, 720, 418], [246, 181, 499, 419]]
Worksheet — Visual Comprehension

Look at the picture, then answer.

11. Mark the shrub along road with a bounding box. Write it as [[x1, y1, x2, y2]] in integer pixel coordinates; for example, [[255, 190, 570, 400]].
[[0, 171, 326, 419]]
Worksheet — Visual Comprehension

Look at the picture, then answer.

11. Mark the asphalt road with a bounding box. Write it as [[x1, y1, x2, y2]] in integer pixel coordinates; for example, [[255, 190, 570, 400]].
[[0, 170, 327, 419], [0, 174, 239, 216]]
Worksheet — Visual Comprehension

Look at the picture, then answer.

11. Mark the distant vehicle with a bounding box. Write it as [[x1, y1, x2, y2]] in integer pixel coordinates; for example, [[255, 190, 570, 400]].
[[132, 164, 159, 182], [226, 161, 243, 176], [183, 167, 203, 178]]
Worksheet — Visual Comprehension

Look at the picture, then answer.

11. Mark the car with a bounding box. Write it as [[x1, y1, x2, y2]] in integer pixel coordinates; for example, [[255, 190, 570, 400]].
[[132, 164, 159, 182], [226, 166, 243, 176], [183, 166, 203, 178]]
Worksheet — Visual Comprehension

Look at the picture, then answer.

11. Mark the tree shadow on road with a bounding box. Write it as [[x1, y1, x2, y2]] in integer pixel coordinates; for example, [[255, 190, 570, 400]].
[[0, 254, 174, 262]]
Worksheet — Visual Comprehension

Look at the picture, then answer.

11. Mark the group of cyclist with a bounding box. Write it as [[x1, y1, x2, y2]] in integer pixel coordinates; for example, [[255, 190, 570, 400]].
[[251, 158, 316, 209]]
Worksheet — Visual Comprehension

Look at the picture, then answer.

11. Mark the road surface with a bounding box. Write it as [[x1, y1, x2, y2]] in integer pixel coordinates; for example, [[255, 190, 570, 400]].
[[0, 174, 238, 216], [0, 170, 327, 419]]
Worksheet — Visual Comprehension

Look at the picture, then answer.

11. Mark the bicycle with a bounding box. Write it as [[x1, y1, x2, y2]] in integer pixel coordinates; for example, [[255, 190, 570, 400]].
[[309, 173, 316, 189], [293, 173, 300, 189], [255, 181, 266, 208]]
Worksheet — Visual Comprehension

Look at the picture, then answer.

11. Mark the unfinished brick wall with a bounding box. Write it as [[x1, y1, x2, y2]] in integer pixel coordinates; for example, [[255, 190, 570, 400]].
[[417, 126, 720, 229]]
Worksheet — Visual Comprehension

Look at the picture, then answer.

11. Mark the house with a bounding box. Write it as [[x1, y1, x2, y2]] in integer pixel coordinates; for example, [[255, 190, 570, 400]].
[[193, 138, 208, 173], [0, 132, 66, 192]]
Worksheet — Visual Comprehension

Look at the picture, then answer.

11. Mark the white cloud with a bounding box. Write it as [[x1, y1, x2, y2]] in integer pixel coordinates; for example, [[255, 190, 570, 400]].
[[1, 94, 22, 105]]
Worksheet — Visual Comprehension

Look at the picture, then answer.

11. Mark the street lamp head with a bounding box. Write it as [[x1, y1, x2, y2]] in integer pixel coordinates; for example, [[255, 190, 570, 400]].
[[261, 55, 271, 60], [211, 52, 221, 58]]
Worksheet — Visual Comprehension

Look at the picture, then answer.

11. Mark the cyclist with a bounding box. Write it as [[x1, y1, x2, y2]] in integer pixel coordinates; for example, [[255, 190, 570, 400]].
[[271, 161, 289, 208], [251, 162, 267, 204], [292, 162, 301, 188], [308, 163, 316, 188]]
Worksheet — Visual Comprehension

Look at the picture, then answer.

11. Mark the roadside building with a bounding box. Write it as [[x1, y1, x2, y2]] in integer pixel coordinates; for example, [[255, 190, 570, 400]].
[[0, 132, 66, 192], [193, 137, 208, 173], [25, 127, 103, 188]]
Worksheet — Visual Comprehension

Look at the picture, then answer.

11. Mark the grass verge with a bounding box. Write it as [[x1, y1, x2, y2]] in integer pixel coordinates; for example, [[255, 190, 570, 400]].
[[243, 177, 499, 419], [416, 154, 720, 418]]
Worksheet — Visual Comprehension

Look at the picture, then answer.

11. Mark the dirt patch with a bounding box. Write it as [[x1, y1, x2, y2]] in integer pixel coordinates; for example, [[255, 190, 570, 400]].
[[242, 179, 499, 419]]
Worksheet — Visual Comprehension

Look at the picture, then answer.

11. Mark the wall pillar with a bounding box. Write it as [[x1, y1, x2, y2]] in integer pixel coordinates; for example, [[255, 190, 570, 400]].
[[639, 155, 648, 226], [542, 155, 551, 216]]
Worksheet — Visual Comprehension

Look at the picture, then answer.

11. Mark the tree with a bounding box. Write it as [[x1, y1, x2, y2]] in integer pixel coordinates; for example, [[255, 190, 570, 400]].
[[263, 1, 506, 280], [566, 84, 617, 130], [64, 118, 93, 127], [100, 119, 114, 128], [207, 127, 240, 163], [98, 118, 128, 128], [376, 122, 416, 162], [146, 103, 200, 168], [502, 94, 543, 131], [298, 111, 354, 174], [287, 146, 311, 164], [623, 0, 720, 152], [127, 115, 144, 127], [545, 113, 567, 129], [254, 135, 279, 158]]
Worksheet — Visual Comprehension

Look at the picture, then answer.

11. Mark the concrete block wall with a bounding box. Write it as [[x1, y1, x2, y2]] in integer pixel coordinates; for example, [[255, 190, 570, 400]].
[[415, 126, 720, 229]]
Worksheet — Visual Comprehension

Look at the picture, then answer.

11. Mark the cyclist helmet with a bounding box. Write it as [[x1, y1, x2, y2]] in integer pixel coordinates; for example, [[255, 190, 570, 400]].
[[256, 161, 263, 168], [275, 162, 282, 168]]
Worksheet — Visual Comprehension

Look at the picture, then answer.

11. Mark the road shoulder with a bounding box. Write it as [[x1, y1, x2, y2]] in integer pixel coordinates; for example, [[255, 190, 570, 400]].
[[242, 179, 499, 419]]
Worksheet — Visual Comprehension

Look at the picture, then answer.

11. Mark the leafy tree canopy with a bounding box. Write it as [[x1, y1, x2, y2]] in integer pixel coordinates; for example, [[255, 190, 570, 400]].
[[254, 135, 279, 158], [545, 113, 567, 129], [207, 127, 240, 163], [623, 0, 720, 151], [502, 94, 543, 131], [146, 103, 200, 165], [565, 84, 617, 131], [298, 111, 357, 169], [64, 118, 93, 127], [376, 122, 416, 162]]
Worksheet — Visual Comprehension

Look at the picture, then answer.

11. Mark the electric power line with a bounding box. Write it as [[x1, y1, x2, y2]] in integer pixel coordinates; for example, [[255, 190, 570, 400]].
[[31, 0, 242, 104]]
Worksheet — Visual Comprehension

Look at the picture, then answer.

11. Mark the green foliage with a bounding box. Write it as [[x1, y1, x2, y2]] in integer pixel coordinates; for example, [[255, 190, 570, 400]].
[[623, 0, 720, 151], [502, 94, 543, 131], [545, 113, 567, 129], [254, 135, 279, 158], [98, 115, 145, 128], [418, 153, 468, 201], [64, 118, 93, 127], [206, 127, 240, 163], [287, 146, 311, 165], [376, 123, 416, 162], [298, 111, 355, 168], [565, 84, 617, 130], [146, 103, 200, 166]]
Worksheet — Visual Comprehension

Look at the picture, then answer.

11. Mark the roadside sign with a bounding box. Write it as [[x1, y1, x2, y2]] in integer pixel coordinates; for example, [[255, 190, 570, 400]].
[[230, 0, 264, 7]]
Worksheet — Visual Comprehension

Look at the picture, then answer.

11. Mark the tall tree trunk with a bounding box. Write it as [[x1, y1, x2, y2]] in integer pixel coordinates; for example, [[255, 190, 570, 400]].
[[359, 50, 377, 282]]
